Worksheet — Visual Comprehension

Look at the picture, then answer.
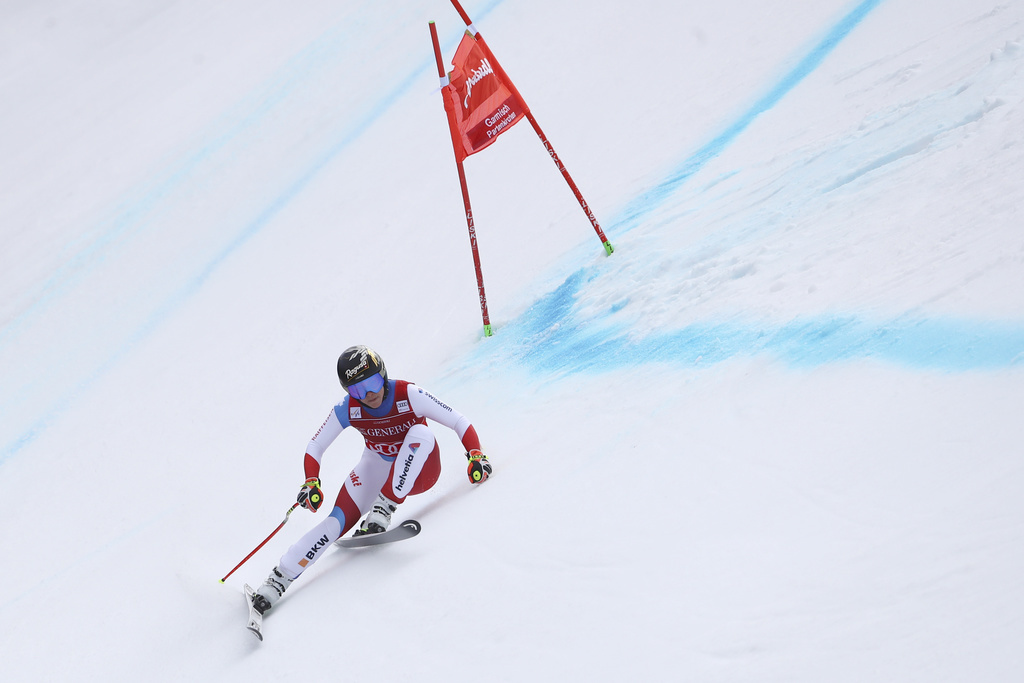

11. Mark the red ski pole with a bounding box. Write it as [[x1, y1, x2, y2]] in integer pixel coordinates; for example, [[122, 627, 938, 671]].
[[219, 502, 300, 584]]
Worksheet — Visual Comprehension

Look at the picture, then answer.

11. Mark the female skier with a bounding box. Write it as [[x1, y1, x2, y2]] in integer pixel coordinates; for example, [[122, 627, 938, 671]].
[[251, 345, 491, 614]]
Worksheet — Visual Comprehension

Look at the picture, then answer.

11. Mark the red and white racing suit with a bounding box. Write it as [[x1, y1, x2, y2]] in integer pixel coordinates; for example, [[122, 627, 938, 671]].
[[277, 379, 481, 578]]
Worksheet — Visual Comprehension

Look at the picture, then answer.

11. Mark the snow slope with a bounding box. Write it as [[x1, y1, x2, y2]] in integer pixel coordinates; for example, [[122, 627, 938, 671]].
[[1, 0, 1023, 680]]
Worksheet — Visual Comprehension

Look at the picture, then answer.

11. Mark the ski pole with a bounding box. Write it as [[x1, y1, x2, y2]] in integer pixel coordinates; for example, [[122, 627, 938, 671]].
[[220, 502, 300, 584]]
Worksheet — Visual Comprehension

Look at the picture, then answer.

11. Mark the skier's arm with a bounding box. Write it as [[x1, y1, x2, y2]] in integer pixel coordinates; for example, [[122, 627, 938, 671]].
[[408, 385, 490, 483], [303, 405, 346, 479], [406, 385, 481, 451], [294, 405, 347, 512]]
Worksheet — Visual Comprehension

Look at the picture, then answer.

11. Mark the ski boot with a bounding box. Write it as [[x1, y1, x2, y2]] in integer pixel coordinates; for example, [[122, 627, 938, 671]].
[[354, 493, 398, 536], [253, 566, 294, 614]]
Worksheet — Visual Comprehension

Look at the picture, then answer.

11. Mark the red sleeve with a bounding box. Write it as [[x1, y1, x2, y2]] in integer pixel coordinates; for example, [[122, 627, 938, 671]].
[[304, 453, 321, 480], [460, 425, 482, 453]]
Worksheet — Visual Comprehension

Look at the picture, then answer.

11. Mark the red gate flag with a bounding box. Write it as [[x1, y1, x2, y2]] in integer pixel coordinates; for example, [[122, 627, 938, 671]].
[[427, 10, 613, 338], [442, 31, 528, 162]]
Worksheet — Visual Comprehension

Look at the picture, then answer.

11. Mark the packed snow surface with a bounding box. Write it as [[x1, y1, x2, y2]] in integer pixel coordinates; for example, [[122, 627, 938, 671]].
[[1, 0, 1023, 680]]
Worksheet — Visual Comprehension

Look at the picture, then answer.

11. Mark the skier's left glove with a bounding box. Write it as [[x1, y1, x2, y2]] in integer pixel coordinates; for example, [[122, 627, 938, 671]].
[[297, 477, 324, 512], [466, 449, 492, 484]]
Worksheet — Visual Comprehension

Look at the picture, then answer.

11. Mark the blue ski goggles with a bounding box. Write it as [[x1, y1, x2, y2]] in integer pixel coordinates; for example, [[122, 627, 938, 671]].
[[346, 372, 385, 400]]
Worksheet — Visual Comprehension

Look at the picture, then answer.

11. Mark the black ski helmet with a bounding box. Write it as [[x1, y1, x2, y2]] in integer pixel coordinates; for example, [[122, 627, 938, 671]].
[[337, 345, 388, 397]]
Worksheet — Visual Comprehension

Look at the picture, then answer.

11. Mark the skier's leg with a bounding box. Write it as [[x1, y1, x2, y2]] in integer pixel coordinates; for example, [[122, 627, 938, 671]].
[[357, 425, 439, 534], [383, 424, 438, 503], [276, 514, 343, 579], [325, 448, 396, 543], [254, 512, 343, 612], [331, 446, 394, 529], [256, 448, 390, 610], [409, 442, 441, 495]]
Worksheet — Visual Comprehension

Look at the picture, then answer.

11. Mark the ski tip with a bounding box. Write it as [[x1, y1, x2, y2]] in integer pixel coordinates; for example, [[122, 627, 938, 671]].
[[401, 519, 422, 532]]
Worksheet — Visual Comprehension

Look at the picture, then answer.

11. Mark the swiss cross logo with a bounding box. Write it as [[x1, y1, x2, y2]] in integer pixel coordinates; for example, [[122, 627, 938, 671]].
[[397, 400, 410, 413], [350, 406, 361, 420]]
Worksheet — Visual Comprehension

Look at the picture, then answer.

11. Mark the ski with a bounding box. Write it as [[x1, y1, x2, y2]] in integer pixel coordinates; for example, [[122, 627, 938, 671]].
[[243, 583, 264, 641], [335, 519, 422, 548]]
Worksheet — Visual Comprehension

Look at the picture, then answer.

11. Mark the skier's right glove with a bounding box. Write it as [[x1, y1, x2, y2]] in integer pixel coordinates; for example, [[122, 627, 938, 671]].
[[466, 449, 492, 484], [297, 477, 324, 512]]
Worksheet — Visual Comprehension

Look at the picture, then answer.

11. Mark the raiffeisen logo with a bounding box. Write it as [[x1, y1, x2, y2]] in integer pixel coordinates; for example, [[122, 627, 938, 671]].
[[463, 58, 494, 109]]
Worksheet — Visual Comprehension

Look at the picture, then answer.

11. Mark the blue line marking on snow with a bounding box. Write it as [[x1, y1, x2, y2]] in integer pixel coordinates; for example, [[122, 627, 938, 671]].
[[0, 22, 349, 353], [474, 257, 1024, 374], [613, 0, 885, 235], [0, 84, 413, 463], [479, 274, 1024, 373]]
